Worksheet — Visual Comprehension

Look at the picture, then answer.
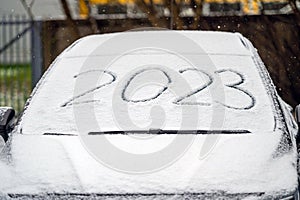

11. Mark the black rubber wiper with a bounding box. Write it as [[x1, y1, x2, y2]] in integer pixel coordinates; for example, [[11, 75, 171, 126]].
[[43, 133, 77, 136], [88, 129, 251, 135]]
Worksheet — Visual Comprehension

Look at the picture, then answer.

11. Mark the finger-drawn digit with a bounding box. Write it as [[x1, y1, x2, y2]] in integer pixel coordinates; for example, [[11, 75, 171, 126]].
[[61, 69, 116, 107], [215, 69, 256, 110], [122, 68, 172, 103], [173, 68, 213, 105]]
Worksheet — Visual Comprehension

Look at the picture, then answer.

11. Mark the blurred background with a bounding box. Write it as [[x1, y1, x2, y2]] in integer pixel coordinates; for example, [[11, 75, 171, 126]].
[[0, 0, 299, 114]]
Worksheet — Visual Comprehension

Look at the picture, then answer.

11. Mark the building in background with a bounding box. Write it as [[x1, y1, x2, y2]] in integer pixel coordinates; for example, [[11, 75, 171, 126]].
[[0, 0, 296, 19], [0, 0, 78, 19], [0, 0, 78, 64], [78, 0, 296, 18]]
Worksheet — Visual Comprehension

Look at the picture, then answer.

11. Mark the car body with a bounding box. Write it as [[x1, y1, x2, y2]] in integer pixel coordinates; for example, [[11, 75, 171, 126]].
[[0, 31, 299, 199]]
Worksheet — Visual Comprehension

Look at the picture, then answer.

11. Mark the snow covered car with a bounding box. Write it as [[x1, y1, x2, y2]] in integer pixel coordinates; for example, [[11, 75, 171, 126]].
[[0, 31, 299, 199]]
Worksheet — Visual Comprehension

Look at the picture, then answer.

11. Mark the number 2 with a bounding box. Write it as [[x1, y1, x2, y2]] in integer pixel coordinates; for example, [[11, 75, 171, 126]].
[[61, 69, 116, 107]]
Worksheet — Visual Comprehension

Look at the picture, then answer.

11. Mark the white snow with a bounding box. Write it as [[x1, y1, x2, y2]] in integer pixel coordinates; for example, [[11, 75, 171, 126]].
[[0, 132, 296, 195], [0, 31, 297, 196], [20, 53, 275, 134]]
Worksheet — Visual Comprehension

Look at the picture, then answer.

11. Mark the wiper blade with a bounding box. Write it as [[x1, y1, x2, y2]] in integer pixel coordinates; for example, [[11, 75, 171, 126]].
[[88, 129, 251, 135], [42, 130, 251, 136], [43, 133, 77, 136]]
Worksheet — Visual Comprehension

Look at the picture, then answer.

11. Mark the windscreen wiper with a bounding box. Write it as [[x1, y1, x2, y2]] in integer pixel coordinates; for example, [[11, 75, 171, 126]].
[[88, 129, 251, 135], [43, 129, 251, 136]]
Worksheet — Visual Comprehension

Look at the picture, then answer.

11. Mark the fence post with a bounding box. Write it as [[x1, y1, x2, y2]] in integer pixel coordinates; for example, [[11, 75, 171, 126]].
[[31, 20, 43, 88]]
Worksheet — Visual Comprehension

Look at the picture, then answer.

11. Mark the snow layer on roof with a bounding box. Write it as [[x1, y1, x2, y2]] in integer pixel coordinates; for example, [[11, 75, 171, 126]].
[[60, 31, 252, 58]]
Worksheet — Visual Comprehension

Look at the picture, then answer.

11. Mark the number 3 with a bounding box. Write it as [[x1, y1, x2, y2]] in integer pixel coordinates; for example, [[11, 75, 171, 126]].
[[214, 69, 256, 110]]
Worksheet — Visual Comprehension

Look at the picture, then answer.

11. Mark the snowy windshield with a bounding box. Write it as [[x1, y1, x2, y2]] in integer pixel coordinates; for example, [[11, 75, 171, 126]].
[[20, 32, 276, 135]]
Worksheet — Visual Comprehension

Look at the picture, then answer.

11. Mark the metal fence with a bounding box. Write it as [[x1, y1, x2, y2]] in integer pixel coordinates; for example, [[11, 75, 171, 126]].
[[0, 15, 42, 114]]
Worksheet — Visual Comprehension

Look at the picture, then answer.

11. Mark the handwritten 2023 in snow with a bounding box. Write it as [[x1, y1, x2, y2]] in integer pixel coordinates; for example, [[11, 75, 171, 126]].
[[62, 67, 256, 110]]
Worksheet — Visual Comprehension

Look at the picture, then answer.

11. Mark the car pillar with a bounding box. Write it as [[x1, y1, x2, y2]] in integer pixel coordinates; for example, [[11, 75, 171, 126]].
[[0, 107, 15, 142]]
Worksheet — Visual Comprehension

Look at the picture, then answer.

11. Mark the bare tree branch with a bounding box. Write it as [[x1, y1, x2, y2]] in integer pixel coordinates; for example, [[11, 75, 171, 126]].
[[20, 0, 35, 21], [133, 0, 204, 29], [134, 0, 168, 27], [171, 0, 184, 29], [191, 0, 203, 29], [289, 0, 300, 14], [83, 0, 99, 33], [288, 0, 300, 27], [59, 0, 80, 39]]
